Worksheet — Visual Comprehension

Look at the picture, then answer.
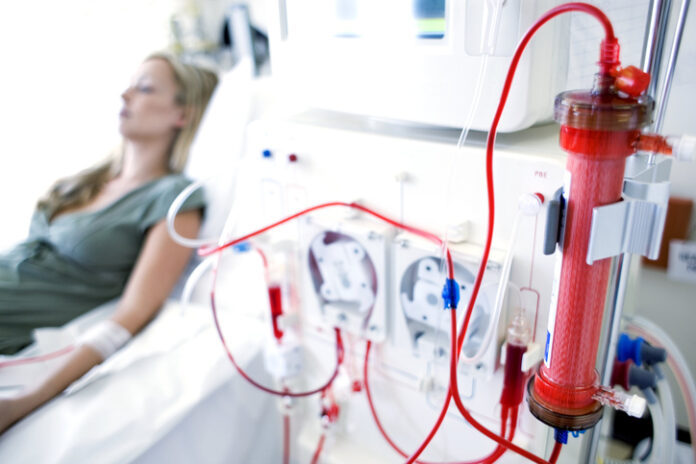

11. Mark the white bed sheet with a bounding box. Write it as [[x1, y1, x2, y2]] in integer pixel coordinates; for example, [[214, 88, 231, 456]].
[[0, 299, 279, 463]]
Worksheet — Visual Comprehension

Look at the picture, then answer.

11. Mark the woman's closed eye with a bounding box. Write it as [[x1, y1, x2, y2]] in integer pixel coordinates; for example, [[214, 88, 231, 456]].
[[136, 84, 154, 93]]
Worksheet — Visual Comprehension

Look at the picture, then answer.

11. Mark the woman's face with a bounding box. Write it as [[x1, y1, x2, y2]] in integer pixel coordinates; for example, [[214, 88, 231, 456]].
[[118, 58, 186, 140]]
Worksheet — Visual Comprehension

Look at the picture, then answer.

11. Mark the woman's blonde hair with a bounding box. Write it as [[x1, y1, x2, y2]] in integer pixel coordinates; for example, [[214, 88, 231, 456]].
[[38, 52, 219, 217]]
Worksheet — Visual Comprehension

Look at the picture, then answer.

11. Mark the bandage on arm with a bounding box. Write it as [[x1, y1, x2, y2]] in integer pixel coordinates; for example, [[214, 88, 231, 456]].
[[77, 319, 132, 361]]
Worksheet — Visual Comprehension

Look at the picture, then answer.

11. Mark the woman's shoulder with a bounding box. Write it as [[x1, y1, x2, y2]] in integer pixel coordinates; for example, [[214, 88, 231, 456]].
[[136, 173, 205, 231], [148, 173, 196, 195]]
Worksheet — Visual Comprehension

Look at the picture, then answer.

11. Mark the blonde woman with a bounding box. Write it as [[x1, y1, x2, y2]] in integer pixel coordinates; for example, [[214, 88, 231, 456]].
[[0, 53, 218, 432]]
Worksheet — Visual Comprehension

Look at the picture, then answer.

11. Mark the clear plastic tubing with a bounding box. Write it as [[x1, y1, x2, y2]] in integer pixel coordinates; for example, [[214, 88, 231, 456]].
[[439, 0, 503, 273], [657, 376, 675, 464], [626, 315, 696, 464], [602, 399, 664, 464], [459, 209, 519, 365], [166, 179, 215, 248]]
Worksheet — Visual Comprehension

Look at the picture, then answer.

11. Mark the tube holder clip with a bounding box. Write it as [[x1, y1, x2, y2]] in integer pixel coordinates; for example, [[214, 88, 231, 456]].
[[586, 156, 672, 264]]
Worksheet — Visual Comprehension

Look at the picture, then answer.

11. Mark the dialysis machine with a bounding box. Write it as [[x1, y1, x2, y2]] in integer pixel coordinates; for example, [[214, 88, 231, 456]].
[[231, 117, 567, 462], [186, 1, 695, 463]]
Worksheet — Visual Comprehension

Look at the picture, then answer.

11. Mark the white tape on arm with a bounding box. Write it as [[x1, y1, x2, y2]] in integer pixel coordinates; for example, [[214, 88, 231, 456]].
[[78, 320, 132, 361]]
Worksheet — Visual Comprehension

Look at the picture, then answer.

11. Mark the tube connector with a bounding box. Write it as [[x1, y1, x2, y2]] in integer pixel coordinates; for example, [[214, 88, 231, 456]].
[[233, 242, 252, 253], [610, 359, 657, 391], [599, 37, 621, 74], [667, 135, 696, 162], [593, 386, 646, 418], [441, 278, 460, 310], [617, 334, 667, 366]]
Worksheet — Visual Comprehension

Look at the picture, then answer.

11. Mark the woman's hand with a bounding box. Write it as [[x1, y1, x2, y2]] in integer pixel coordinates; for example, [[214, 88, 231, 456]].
[[0, 212, 200, 437]]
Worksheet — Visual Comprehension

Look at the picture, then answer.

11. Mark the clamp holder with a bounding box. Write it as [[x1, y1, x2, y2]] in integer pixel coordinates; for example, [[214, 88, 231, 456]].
[[586, 155, 672, 264]]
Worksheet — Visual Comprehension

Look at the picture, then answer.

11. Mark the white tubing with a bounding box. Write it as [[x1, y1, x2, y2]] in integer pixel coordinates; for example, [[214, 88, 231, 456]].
[[657, 376, 676, 464], [166, 178, 219, 248], [438, 0, 504, 269], [181, 256, 216, 310], [602, 399, 664, 464], [625, 315, 696, 464], [459, 211, 520, 365], [648, 396, 665, 464]]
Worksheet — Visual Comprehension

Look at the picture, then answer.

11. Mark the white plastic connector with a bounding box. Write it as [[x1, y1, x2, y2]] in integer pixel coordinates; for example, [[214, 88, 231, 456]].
[[625, 394, 647, 418], [668, 135, 696, 162], [446, 222, 470, 243], [264, 333, 303, 380], [518, 192, 544, 216], [593, 386, 647, 418]]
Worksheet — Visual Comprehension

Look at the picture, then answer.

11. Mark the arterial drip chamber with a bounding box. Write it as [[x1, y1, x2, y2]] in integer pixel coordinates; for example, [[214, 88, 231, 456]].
[[527, 53, 655, 430]]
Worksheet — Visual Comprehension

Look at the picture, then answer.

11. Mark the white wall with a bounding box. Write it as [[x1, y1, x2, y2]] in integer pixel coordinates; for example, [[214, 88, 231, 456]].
[[0, 0, 175, 250]]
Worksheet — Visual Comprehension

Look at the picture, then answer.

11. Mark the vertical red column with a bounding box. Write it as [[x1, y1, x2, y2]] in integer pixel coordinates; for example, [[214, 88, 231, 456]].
[[528, 90, 652, 430]]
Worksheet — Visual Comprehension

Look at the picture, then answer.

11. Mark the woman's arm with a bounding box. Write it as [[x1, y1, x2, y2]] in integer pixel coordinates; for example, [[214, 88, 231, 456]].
[[0, 210, 201, 434]]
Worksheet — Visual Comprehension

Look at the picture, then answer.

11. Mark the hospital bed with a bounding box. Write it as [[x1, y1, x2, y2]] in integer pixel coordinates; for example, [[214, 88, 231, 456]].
[[0, 58, 284, 463]]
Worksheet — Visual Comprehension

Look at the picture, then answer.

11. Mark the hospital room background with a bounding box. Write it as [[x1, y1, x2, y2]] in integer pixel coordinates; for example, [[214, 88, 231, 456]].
[[1, 0, 696, 463]]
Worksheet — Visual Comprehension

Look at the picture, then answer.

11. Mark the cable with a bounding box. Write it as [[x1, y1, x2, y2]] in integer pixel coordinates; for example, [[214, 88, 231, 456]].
[[655, 375, 675, 464], [434, 4, 618, 463], [311, 433, 326, 464], [199, 201, 460, 459], [459, 208, 521, 366], [364, 340, 449, 464], [166, 178, 220, 248], [180, 256, 215, 309], [548, 442, 563, 463], [625, 316, 696, 464], [455, 0, 616, 372], [283, 412, 290, 464], [199, 202, 447, 259], [0, 345, 74, 368], [448, 309, 551, 464], [439, 0, 504, 276], [194, 182, 546, 460], [210, 252, 344, 397], [364, 338, 515, 464]]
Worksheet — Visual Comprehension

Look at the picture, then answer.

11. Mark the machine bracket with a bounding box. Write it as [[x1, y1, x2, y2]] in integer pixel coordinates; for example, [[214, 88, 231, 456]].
[[586, 156, 672, 265]]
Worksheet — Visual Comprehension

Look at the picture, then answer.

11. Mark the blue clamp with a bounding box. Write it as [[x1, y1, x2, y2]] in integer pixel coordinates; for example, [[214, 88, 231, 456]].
[[554, 429, 568, 444], [232, 242, 252, 253], [441, 278, 460, 310]]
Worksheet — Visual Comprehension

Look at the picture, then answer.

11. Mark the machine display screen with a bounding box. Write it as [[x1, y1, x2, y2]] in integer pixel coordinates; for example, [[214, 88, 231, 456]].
[[288, 0, 447, 40]]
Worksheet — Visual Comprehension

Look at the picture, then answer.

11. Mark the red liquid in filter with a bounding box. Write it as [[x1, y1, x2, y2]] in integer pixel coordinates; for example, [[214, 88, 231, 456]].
[[534, 127, 639, 411]]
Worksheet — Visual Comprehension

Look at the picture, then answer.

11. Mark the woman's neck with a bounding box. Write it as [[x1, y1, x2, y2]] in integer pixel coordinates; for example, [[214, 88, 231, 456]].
[[120, 139, 172, 183]]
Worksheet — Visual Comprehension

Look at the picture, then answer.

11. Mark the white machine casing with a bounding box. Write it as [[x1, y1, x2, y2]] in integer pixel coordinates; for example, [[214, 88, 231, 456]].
[[267, 0, 569, 132], [229, 111, 582, 462]]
